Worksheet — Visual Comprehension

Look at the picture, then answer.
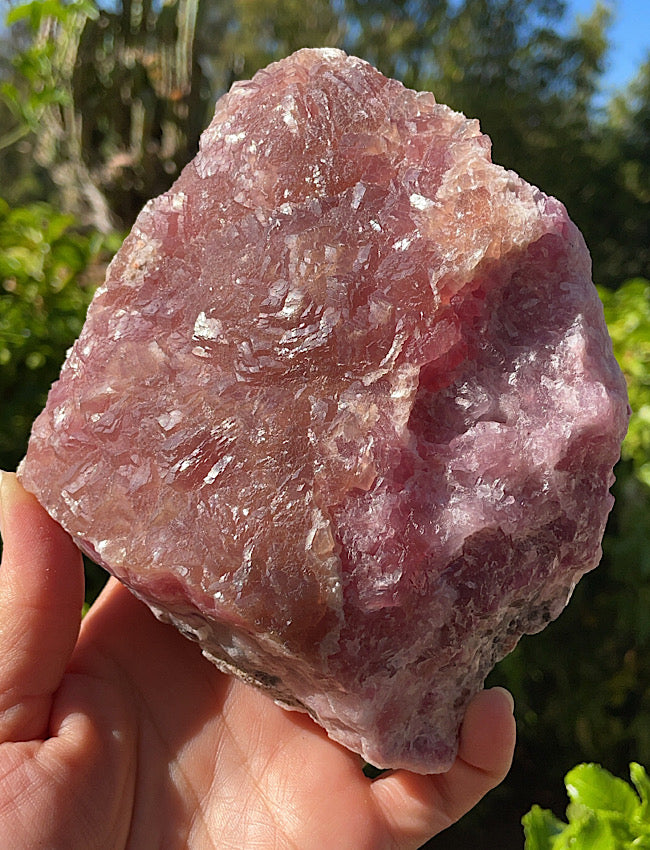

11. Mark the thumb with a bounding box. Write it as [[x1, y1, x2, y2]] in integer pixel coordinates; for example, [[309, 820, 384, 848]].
[[0, 471, 84, 743], [369, 687, 516, 847]]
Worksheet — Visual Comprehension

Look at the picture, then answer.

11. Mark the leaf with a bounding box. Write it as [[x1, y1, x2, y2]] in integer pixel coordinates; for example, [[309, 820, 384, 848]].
[[565, 763, 640, 819], [553, 812, 623, 850], [522, 805, 566, 850], [5, 2, 37, 26], [632, 763, 650, 811], [6, 0, 97, 29]]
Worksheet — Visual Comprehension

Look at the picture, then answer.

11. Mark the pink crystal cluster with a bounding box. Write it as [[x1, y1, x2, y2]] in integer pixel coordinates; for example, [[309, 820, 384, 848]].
[[19, 48, 629, 773]]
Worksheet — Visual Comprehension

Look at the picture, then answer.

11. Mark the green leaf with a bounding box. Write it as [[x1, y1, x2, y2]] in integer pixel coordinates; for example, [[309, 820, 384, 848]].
[[522, 805, 566, 850], [565, 763, 640, 819], [6, 0, 97, 29], [632, 763, 650, 812], [554, 812, 623, 850], [5, 3, 37, 27]]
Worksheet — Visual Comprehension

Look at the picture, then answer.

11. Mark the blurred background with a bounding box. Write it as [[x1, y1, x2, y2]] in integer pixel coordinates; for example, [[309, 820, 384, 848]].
[[0, 1, 648, 846]]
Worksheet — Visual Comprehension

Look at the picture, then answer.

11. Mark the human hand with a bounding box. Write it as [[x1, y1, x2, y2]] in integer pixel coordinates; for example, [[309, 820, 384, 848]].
[[0, 471, 515, 849]]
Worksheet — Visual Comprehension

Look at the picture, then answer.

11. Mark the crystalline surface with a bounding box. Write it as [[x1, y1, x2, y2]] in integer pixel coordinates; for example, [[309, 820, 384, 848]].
[[19, 48, 629, 773]]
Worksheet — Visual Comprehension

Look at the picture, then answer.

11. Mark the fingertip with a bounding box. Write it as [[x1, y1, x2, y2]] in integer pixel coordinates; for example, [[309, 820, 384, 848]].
[[458, 687, 516, 781], [0, 469, 6, 535], [0, 471, 83, 597], [487, 686, 515, 715], [0, 470, 23, 539]]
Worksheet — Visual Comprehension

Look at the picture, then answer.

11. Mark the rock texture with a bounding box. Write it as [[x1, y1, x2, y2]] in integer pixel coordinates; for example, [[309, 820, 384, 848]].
[[19, 48, 629, 773]]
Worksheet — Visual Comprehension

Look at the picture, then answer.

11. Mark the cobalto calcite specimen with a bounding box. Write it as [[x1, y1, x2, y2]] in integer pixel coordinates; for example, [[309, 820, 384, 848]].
[[19, 48, 629, 773]]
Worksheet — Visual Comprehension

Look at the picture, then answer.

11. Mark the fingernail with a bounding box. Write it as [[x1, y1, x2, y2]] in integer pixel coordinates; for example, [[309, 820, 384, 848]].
[[0, 470, 19, 540], [491, 686, 515, 714], [0, 470, 6, 538]]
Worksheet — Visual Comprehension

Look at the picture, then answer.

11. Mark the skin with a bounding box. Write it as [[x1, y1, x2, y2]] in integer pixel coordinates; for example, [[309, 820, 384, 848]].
[[0, 471, 515, 849]]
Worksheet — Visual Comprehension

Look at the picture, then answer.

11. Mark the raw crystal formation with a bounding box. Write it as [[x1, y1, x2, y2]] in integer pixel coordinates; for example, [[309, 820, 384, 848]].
[[19, 48, 629, 773]]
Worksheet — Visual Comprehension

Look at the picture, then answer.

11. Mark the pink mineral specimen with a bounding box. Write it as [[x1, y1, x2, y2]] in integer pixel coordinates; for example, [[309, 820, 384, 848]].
[[18, 48, 629, 773]]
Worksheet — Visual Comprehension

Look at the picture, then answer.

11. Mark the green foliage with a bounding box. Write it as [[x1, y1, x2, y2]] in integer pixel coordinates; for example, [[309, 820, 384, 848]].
[[0, 197, 118, 471], [600, 279, 650, 486], [523, 763, 650, 849], [601, 60, 650, 286], [1, 0, 98, 147]]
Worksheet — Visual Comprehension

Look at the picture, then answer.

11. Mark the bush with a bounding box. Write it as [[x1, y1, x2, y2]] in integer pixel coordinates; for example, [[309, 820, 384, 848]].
[[0, 197, 119, 471]]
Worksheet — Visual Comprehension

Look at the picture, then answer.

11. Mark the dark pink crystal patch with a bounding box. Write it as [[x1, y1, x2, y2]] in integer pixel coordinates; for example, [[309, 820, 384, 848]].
[[19, 48, 629, 773]]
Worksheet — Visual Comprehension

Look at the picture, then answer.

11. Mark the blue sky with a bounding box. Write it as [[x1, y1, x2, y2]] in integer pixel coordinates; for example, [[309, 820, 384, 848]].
[[566, 0, 649, 95]]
